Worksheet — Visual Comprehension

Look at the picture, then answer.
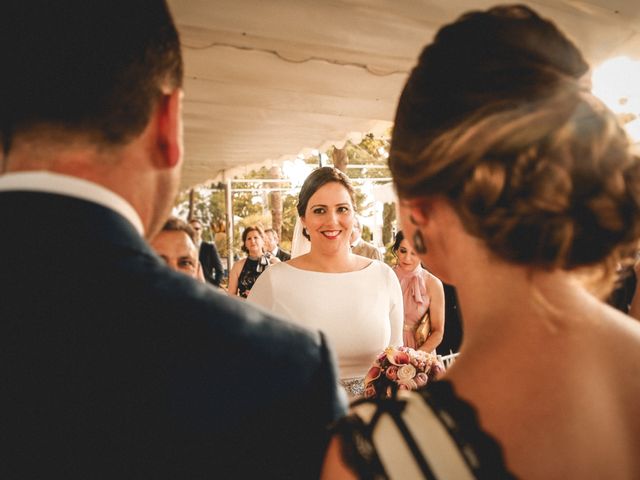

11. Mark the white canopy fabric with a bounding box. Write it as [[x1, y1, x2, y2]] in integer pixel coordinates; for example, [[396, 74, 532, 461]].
[[168, 0, 640, 190]]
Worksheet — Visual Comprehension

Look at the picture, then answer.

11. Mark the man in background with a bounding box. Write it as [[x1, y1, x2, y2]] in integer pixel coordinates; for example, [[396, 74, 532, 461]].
[[350, 216, 383, 260], [264, 227, 291, 261], [0, 1, 346, 478], [189, 218, 225, 286], [152, 217, 205, 281]]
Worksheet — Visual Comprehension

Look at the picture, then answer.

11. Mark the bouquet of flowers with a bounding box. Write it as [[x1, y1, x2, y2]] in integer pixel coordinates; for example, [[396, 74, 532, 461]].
[[363, 346, 445, 399]]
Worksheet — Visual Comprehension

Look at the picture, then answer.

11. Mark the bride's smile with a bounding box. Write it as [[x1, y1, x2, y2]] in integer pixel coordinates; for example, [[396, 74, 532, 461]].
[[321, 230, 341, 239], [302, 181, 354, 248]]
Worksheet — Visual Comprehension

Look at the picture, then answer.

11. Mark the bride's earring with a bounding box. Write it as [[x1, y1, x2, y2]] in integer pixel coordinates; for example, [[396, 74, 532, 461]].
[[413, 229, 427, 254]]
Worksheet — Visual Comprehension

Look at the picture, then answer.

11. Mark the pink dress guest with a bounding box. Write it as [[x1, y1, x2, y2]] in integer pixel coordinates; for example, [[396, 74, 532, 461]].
[[391, 230, 445, 353], [394, 265, 430, 349]]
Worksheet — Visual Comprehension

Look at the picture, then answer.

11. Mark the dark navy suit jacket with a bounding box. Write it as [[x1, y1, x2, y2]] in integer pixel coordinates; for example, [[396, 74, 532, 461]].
[[275, 246, 291, 262], [1, 191, 346, 479], [198, 241, 224, 286]]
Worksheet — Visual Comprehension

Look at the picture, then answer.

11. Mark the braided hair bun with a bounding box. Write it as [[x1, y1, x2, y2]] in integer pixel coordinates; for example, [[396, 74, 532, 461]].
[[390, 5, 640, 289]]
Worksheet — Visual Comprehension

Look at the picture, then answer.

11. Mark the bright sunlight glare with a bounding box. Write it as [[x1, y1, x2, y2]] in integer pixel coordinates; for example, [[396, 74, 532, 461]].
[[282, 158, 313, 188], [592, 56, 640, 143]]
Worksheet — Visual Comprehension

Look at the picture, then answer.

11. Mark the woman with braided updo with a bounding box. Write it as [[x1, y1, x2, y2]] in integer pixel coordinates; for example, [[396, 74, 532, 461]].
[[322, 5, 640, 479]]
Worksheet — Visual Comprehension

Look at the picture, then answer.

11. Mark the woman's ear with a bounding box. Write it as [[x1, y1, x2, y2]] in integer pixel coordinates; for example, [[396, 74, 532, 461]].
[[407, 199, 430, 227], [409, 197, 456, 229]]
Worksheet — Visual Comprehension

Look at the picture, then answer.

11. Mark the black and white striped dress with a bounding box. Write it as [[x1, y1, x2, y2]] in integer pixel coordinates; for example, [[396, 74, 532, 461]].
[[331, 380, 516, 479]]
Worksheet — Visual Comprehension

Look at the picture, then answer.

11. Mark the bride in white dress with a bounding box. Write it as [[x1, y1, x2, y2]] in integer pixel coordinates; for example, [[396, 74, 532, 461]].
[[248, 167, 403, 398]]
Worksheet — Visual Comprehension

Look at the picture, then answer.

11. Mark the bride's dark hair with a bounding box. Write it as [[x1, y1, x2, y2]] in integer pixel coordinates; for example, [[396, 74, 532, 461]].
[[297, 167, 356, 240], [389, 4, 640, 292]]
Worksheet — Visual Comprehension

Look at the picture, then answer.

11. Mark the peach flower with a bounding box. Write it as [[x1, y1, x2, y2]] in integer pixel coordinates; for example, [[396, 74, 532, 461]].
[[397, 364, 417, 381], [364, 365, 382, 384]]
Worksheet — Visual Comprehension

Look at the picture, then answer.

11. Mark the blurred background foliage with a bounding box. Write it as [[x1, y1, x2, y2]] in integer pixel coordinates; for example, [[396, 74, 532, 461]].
[[174, 132, 398, 262]]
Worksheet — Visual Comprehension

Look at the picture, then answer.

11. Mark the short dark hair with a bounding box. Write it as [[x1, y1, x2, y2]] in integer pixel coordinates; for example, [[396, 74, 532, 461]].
[[2, 0, 183, 153], [241, 226, 264, 254], [297, 167, 356, 240], [161, 217, 196, 244], [391, 230, 405, 253]]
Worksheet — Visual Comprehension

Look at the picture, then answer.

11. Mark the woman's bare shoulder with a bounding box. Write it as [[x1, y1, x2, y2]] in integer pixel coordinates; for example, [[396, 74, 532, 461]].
[[424, 269, 443, 287], [603, 307, 640, 361]]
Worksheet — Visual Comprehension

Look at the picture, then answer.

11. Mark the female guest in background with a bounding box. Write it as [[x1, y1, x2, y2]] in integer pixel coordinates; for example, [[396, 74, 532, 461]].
[[322, 5, 640, 479], [227, 226, 279, 298], [392, 230, 445, 352], [248, 167, 403, 398]]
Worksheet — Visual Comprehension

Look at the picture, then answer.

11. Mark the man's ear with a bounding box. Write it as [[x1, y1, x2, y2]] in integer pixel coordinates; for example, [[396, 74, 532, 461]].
[[155, 88, 183, 168]]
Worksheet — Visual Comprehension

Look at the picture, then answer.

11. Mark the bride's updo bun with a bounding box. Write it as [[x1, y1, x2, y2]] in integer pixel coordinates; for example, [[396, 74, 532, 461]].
[[390, 4, 640, 282]]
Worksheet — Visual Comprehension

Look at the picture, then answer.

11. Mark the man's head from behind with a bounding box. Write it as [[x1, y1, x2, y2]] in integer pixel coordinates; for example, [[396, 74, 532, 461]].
[[3, 0, 183, 151], [151, 217, 201, 279], [188, 219, 204, 245], [2, 0, 184, 238]]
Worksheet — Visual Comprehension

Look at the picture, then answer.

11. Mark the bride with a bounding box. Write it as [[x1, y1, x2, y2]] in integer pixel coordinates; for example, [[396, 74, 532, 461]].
[[248, 166, 404, 398]]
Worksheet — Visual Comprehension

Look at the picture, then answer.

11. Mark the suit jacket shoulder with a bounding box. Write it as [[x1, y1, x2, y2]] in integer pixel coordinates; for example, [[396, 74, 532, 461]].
[[199, 241, 224, 286], [276, 247, 291, 261], [1, 191, 346, 479]]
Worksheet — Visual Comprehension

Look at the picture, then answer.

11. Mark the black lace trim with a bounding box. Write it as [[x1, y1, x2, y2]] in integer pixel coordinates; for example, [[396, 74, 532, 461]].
[[330, 380, 517, 479]]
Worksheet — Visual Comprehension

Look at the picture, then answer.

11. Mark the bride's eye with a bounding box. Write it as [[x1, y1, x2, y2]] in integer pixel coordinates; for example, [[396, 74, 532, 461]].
[[312, 207, 325, 214]]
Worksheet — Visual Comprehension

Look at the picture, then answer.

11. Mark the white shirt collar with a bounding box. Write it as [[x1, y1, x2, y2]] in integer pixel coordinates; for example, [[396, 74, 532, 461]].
[[270, 247, 278, 255], [0, 171, 144, 235]]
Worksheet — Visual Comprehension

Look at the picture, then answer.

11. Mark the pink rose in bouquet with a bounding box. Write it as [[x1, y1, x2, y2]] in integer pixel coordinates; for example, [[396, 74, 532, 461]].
[[385, 365, 399, 381], [363, 346, 444, 399]]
